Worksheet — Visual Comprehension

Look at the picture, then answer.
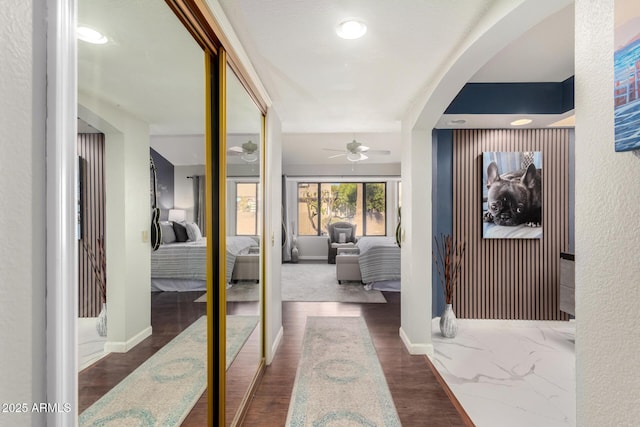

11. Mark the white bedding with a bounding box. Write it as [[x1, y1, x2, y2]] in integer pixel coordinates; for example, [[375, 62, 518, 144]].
[[356, 237, 401, 288], [151, 239, 207, 281], [151, 236, 259, 291]]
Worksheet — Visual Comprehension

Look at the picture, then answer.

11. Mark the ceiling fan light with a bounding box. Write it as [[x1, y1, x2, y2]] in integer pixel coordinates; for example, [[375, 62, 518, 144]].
[[241, 152, 258, 163], [346, 152, 361, 162]]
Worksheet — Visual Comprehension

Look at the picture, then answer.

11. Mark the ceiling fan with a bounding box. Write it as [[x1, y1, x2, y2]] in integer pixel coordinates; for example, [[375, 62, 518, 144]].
[[227, 140, 258, 162], [324, 139, 391, 162]]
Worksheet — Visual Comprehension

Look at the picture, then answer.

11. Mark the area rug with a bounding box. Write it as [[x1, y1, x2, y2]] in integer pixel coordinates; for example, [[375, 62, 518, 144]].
[[282, 263, 386, 303], [79, 315, 258, 426], [194, 281, 260, 303], [226, 315, 259, 369], [286, 316, 401, 426]]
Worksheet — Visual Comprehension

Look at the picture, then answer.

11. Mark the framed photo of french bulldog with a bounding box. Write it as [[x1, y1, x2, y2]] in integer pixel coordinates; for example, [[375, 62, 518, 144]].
[[614, 0, 640, 152], [482, 151, 542, 239]]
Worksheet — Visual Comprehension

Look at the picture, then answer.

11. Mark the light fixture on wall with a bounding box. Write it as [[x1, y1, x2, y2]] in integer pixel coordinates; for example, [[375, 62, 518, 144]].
[[168, 209, 186, 222]]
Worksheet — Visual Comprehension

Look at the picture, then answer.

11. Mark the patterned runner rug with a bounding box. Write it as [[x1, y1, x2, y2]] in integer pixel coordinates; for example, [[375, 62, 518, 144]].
[[286, 316, 401, 426], [79, 315, 258, 426]]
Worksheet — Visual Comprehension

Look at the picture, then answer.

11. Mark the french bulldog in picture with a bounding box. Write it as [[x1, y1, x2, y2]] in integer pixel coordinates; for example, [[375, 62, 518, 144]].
[[483, 162, 542, 227]]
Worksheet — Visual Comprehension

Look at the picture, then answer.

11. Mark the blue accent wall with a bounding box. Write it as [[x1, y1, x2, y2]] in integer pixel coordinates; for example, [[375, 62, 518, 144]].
[[432, 129, 453, 317], [445, 77, 575, 115], [150, 148, 174, 221]]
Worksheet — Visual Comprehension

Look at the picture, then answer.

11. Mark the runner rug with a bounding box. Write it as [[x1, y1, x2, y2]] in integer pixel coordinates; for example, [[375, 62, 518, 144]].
[[79, 315, 258, 426], [286, 316, 401, 426]]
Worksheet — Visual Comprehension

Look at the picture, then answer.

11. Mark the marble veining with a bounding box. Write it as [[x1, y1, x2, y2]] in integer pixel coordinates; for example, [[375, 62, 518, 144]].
[[430, 319, 575, 427]]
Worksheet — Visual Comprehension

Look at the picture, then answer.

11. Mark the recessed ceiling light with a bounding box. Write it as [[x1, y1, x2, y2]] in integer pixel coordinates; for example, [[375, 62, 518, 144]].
[[77, 26, 108, 44], [336, 19, 367, 39], [510, 118, 533, 126]]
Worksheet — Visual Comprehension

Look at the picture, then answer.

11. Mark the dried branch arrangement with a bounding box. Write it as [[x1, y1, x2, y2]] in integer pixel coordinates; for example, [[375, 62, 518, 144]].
[[83, 236, 107, 303], [432, 234, 466, 304]]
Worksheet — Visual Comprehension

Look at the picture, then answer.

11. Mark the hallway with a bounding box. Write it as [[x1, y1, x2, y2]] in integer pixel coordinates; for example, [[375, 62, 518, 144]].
[[78, 292, 467, 426], [244, 293, 468, 426]]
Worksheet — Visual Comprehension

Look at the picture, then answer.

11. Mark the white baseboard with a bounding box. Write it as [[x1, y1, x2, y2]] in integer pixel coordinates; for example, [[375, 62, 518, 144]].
[[399, 326, 434, 356], [266, 325, 284, 365], [105, 326, 152, 353], [298, 256, 327, 261]]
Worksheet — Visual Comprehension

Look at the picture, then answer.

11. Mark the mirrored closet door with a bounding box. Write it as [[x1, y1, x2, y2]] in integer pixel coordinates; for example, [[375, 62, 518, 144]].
[[76, 0, 212, 423], [223, 62, 265, 426], [75, 1, 267, 425]]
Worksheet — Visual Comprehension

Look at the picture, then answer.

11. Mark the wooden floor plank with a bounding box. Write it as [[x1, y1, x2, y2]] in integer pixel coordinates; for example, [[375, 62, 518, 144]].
[[78, 291, 468, 426]]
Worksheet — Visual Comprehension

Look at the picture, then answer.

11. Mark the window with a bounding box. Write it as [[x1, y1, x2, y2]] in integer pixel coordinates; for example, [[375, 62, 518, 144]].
[[297, 182, 386, 236], [236, 182, 257, 235]]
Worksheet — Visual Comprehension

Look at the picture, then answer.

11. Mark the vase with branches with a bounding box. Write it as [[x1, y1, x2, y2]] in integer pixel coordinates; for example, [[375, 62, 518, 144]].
[[83, 236, 107, 336], [432, 234, 465, 338]]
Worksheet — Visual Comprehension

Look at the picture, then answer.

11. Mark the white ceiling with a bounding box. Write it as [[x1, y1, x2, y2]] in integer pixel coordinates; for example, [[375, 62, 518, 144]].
[[78, 0, 575, 168]]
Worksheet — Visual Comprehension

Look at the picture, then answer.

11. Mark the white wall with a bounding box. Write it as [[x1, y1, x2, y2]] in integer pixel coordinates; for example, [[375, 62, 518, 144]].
[[265, 107, 283, 364], [575, 0, 640, 424], [0, 1, 47, 425], [174, 164, 205, 222], [399, 128, 433, 355], [284, 162, 400, 176], [400, 0, 574, 357], [79, 94, 152, 352]]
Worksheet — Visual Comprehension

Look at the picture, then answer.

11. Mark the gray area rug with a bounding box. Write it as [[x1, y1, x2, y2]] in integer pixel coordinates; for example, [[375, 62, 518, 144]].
[[194, 281, 259, 303], [79, 316, 257, 426], [195, 263, 386, 303], [79, 316, 208, 426], [225, 315, 259, 369], [286, 316, 401, 426], [282, 262, 386, 303]]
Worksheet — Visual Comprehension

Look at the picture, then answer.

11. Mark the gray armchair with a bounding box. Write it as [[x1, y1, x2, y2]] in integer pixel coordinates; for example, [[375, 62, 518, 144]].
[[326, 222, 357, 264]]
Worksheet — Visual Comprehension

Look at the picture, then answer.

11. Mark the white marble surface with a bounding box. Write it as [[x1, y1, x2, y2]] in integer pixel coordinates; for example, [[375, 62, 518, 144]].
[[430, 318, 575, 427], [78, 317, 107, 372]]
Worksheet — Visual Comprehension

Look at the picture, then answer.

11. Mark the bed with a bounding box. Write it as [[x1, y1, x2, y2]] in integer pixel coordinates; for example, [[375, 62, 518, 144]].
[[356, 236, 401, 292], [150, 225, 259, 292]]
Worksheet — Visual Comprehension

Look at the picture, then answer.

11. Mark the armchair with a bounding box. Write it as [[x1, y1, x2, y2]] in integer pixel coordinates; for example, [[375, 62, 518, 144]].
[[326, 222, 357, 264]]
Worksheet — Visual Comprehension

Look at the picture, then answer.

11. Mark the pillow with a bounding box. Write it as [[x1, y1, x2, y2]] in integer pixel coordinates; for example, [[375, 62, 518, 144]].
[[160, 221, 176, 244], [185, 222, 202, 241], [338, 232, 346, 243], [172, 221, 189, 242], [334, 227, 352, 243]]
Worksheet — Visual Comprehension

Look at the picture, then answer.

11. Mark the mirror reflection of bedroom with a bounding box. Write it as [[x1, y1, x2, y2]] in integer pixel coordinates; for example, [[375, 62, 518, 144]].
[[224, 63, 264, 424], [75, 1, 262, 424]]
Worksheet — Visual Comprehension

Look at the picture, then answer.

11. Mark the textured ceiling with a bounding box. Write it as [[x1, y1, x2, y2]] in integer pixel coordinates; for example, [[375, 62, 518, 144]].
[[77, 0, 575, 167]]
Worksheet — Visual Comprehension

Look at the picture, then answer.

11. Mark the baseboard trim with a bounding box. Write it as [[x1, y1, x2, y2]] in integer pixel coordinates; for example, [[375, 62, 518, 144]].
[[267, 325, 284, 365], [298, 256, 327, 261], [399, 326, 434, 356], [424, 355, 475, 427], [104, 326, 152, 353]]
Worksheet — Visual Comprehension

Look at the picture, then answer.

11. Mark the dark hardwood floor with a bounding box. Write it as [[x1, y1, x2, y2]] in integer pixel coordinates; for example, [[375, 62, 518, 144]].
[[78, 291, 207, 414], [243, 294, 468, 427], [78, 290, 468, 426]]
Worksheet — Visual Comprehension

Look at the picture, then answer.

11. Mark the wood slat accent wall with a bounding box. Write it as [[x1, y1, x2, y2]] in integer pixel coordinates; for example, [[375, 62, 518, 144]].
[[78, 133, 106, 318], [452, 129, 570, 320]]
